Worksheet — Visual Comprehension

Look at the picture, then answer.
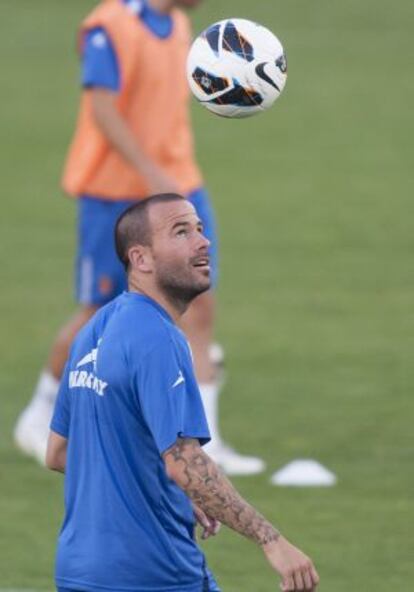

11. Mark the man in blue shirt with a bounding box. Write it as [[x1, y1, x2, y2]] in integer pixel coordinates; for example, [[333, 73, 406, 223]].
[[17, 0, 265, 477], [46, 193, 320, 592]]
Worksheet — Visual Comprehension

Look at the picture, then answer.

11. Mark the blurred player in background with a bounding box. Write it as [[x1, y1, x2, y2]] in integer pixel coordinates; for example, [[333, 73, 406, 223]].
[[15, 0, 264, 475], [46, 194, 319, 592]]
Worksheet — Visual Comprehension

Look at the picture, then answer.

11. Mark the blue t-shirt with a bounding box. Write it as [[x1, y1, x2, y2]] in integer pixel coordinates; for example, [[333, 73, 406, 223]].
[[82, 0, 173, 91], [51, 292, 214, 592]]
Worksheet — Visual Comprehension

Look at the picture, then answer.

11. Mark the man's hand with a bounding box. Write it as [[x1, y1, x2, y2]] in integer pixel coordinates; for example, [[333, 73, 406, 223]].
[[145, 166, 180, 195], [45, 430, 67, 473], [164, 439, 319, 589], [193, 504, 221, 540], [262, 535, 319, 591]]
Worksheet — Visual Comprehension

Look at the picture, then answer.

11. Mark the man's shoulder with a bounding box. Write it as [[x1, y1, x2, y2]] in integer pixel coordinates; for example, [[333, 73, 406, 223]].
[[82, 0, 132, 31], [171, 6, 191, 26], [112, 294, 178, 347], [68, 298, 119, 358], [171, 7, 192, 39]]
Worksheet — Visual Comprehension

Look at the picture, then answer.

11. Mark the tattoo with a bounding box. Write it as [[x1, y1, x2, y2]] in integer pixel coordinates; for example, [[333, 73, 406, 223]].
[[165, 438, 280, 545]]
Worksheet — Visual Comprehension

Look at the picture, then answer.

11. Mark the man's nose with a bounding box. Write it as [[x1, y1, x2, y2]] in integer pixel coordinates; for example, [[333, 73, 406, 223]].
[[197, 232, 210, 250]]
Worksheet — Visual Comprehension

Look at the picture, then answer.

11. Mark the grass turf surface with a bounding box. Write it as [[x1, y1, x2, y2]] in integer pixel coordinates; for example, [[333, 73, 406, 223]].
[[1, 0, 414, 590]]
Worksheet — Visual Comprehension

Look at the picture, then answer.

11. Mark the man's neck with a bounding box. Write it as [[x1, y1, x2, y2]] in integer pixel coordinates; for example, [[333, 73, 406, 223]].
[[128, 279, 187, 323], [146, 0, 174, 15]]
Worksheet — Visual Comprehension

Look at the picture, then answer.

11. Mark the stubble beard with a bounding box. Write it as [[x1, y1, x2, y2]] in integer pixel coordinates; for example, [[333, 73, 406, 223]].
[[155, 262, 210, 312]]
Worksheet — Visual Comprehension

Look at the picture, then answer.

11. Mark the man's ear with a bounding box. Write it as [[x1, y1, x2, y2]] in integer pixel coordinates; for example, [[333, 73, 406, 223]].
[[128, 245, 153, 273]]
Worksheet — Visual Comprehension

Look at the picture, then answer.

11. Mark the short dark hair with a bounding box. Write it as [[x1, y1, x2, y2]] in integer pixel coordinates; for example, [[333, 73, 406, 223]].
[[114, 193, 185, 270]]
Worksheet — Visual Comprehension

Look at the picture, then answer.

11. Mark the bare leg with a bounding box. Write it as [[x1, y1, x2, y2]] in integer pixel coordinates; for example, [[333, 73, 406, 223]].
[[14, 305, 98, 464], [181, 291, 265, 476], [180, 291, 216, 384], [180, 290, 223, 450], [46, 305, 99, 379]]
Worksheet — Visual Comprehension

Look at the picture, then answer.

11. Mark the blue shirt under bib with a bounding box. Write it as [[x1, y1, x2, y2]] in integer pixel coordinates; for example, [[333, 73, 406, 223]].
[[82, 0, 173, 92], [51, 292, 216, 592]]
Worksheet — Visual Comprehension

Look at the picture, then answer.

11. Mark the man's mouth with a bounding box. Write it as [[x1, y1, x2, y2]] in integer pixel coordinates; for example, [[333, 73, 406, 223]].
[[192, 256, 210, 269]]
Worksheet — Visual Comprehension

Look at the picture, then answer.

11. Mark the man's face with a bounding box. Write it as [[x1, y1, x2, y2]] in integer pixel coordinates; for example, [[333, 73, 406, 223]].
[[148, 200, 211, 303]]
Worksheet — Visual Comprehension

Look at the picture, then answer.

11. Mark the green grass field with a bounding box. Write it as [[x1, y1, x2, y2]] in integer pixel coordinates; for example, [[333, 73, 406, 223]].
[[1, 1, 414, 590]]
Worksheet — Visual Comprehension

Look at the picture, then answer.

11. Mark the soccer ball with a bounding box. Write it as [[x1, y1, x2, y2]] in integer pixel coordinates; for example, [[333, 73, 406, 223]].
[[187, 18, 287, 118]]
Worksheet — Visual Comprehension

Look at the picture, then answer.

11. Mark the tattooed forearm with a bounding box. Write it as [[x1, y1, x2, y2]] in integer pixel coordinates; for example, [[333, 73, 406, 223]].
[[164, 438, 280, 546]]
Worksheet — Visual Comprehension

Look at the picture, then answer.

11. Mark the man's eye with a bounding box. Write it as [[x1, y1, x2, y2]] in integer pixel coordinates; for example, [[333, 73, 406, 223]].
[[176, 228, 188, 236]]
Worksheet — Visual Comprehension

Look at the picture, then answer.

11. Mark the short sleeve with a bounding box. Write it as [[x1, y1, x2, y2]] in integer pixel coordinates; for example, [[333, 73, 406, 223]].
[[50, 363, 71, 438], [81, 27, 121, 92], [135, 339, 210, 454]]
